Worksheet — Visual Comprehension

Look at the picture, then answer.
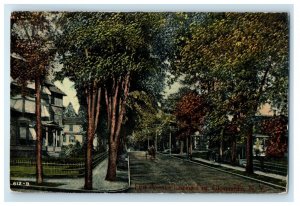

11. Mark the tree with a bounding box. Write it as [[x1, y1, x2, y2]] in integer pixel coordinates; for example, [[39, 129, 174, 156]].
[[56, 12, 109, 189], [224, 115, 240, 164], [173, 13, 288, 173], [262, 115, 288, 157], [11, 12, 57, 184], [56, 12, 165, 186], [174, 91, 208, 157]]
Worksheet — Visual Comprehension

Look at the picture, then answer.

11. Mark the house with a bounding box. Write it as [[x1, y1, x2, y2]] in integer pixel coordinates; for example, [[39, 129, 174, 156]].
[[62, 103, 103, 150], [10, 79, 66, 157], [62, 103, 84, 146]]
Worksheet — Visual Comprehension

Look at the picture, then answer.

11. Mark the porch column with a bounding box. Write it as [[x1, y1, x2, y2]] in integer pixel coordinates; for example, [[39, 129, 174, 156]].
[[45, 127, 48, 147], [55, 130, 58, 147], [53, 131, 55, 147]]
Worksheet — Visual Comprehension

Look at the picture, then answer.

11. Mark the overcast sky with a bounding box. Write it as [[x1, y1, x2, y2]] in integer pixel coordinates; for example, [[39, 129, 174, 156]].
[[54, 78, 80, 114]]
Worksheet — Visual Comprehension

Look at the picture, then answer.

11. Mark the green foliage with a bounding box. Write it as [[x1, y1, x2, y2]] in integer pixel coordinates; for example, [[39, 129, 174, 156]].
[[55, 12, 165, 88], [126, 89, 177, 143], [173, 12, 289, 139], [55, 13, 169, 149], [60, 141, 84, 158], [127, 90, 159, 141], [11, 12, 57, 86]]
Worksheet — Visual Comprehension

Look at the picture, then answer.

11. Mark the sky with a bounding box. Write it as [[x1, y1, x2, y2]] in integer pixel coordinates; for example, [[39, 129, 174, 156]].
[[54, 78, 80, 114], [163, 80, 182, 98]]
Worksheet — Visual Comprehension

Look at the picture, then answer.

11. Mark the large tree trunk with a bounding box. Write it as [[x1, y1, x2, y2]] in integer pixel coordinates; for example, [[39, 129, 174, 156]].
[[84, 88, 94, 190], [84, 132, 93, 189], [105, 73, 130, 181], [245, 65, 271, 173], [35, 76, 43, 184], [118, 129, 126, 158], [84, 85, 101, 190], [246, 124, 254, 174], [106, 141, 118, 181]]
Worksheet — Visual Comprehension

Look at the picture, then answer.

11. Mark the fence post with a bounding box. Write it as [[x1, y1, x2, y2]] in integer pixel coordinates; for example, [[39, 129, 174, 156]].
[[128, 154, 130, 187]]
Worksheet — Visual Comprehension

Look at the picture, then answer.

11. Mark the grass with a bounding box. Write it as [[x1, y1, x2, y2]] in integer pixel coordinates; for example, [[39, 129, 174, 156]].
[[10, 152, 108, 178], [10, 165, 84, 178]]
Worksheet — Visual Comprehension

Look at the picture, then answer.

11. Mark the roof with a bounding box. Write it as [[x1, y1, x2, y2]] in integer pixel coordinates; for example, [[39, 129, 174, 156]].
[[48, 85, 66, 96], [64, 102, 78, 118], [51, 105, 64, 115], [42, 121, 63, 130], [44, 79, 55, 86], [11, 79, 64, 95]]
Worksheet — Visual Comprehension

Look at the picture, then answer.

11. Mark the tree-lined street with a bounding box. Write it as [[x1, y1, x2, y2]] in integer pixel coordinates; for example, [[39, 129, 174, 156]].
[[10, 12, 288, 193], [128, 152, 285, 193]]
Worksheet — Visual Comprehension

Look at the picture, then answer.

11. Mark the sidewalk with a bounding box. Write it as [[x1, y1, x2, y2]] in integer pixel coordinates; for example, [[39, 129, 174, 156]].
[[10, 159, 129, 192], [170, 153, 287, 181], [191, 157, 287, 181]]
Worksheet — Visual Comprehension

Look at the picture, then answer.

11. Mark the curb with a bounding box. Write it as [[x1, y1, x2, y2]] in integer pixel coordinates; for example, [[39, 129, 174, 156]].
[[10, 184, 130, 193]]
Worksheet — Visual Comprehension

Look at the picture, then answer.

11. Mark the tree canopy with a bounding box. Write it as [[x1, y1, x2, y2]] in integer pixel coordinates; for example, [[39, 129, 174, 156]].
[[174, 13, 289, 117], [11, 12, 58, 184], [171, 12, 289, 173], [55, 12, 168, 185]]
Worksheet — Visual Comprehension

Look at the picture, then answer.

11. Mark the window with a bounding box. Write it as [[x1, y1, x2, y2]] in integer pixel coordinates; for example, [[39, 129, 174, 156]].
[[19, 127, 27, 139], [69, 125, 73, 132], [70, 135, 75, 143], [54, 98, 63, 107], [63, 135, 66, 142]]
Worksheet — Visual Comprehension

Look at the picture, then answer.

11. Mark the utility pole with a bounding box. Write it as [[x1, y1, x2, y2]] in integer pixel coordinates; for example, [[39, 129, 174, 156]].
[[153, 123, 160, 152], [169, 126, 172, 155], [186, 136, 189, 159], [155, 129, 158, 152], [146, 127, 149, 149]]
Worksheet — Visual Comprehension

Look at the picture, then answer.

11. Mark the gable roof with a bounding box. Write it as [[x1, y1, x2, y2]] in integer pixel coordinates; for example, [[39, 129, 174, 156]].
[[64, 102, 78, 118], [48, 85, 66, 96]]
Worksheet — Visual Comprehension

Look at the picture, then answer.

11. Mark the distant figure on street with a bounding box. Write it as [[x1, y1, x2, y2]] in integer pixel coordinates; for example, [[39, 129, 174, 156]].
[[147, 145, 156, 160], [151, 145, 156, 159]]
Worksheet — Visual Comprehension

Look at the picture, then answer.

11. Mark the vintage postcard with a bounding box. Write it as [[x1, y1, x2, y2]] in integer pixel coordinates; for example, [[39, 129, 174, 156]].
[[10, 11, 289, 193]]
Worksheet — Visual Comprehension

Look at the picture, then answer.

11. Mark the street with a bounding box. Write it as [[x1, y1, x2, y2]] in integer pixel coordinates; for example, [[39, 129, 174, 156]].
[[128, 151, 285, 193]]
